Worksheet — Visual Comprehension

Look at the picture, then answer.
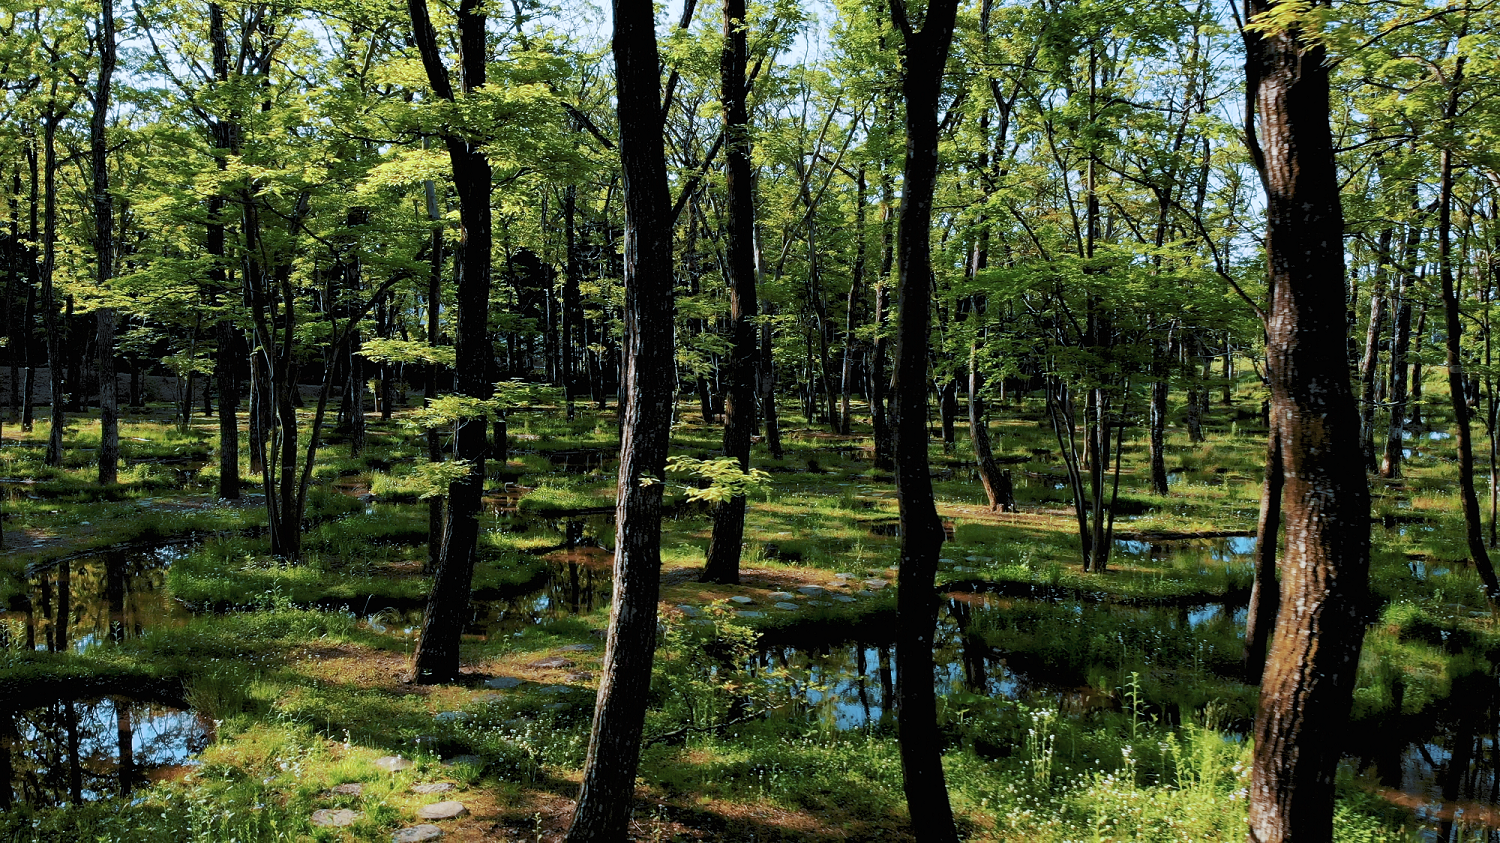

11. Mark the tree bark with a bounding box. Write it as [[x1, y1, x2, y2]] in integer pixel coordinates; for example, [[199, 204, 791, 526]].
[[888, 0, 961, 838], [1244, 0, 1373, 836], [1243, 424, 1282, 684], [1357, 228, 1392, 471], [565, 0, 675, 836], [408, 0, 494, 683], [92, 0, 118, 485], [703, 0, 759, 585], [1436, 84, 1500, 600]]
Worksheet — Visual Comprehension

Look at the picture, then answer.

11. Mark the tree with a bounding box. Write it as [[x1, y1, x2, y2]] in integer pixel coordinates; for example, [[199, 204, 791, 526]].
[[702, 0, 761, 585], [406, 0, 496, 684], [564, 0, 676, 836], [887, 0, 960, 836], [1243, 0, 1372, 835], [91, 0, 118, 486]]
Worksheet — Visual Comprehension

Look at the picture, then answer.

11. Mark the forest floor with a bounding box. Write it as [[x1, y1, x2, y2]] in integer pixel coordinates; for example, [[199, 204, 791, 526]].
[[0, 380, 1491, 841]]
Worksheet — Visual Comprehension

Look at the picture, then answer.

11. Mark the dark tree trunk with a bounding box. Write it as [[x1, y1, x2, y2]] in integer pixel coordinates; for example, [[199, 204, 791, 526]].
[[1243, 424, 1282, 684], [888, 0, 961, 838], [703, 0, 759, 586], [1149, 374, 1170, 494], [759, 298, 783, 458], [42, 116, 65, 469], [1436, 84, 1500, 599], [408, 0, 494, 683], [1245, 0, 1373, 836], [564, 186, 583, 421], [871, 167, 895, 471], [92, 0, 118, 485], [1409, 306, 1426, 428], [565, 0, 676, 836], [424, 176, 444, 574], [209, 2, 239, 500]]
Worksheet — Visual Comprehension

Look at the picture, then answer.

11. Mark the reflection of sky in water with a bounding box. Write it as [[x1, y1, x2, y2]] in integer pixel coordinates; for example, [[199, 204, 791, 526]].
[[12, 699, 211, 807]]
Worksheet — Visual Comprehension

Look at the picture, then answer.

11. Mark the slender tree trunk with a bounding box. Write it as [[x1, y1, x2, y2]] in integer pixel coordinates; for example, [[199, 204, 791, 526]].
[[872, 166, 895, 471], [1245, 1, 1373, 836], [42, 115, 65, 469], [92, 0, 118, 485], [703, 0, 759, 585], [1149, 370, 1170, 494], [759, 299, 784, 458], [424, 175, 444, 574], [1409, 306, 1427, 428], [1358, 228, 1392, 471], [888, 0, 961, 837], [565, 0, 675, 836], [1380, 226, 1417, 478], [1436, 93, 1500, 600]]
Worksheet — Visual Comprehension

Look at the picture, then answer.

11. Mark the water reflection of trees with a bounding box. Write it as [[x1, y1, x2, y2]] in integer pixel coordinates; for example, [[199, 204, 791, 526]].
[[16, 547, 185, 654], [7, 698, 210, 808]]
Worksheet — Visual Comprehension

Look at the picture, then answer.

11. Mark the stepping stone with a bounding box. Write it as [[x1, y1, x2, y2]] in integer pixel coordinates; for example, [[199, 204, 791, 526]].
[[416, 801, 468, 820], [863, 579, 889, 589], [774, 602, 800, 610], [434, 711, 469, 723], [556, 643, 595, 652], [832, 595, 856, 603], [735, 610, 763, 618], [767, 591, 796, 601], [528, 656, 573, 670], [485, 676, 523, 690], [676, 605, 701, 617], [543, 702, 570, 711], [728, 595, 755, 605], [392, 825, 444, 843], [539, 684, 574, 694], [442, 755, 482, 768], [565, 671, 594, 682], [939, 559, 954, 564], [796, 585, 825, 596], [328, 783, 364, 796], [834, 573, 855, 580], [411, 782, 455, 795], [374, 755, 412, 772], [965, 555, 981, 562], [312, 808, 361, 827], [808, 600, 830, 606], [856, 590, 876, 597]]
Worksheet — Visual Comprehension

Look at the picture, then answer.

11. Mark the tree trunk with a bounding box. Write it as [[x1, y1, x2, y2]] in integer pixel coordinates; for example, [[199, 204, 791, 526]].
[[42, 115, 65, 469], [1380, 224, 1417, 478], [703, 0, 759, 586], [565, 0, 675, 836], [1245, 1, 1373, 836], [1409, 306, 1426, 428], [408, 0, 495, 684], [92, 0, 118, 485], [1243, 424, 1282, 684], [1149, 374, 1170, 494], [888, 0, 961, 837], [1357, 228, 1392, 471], [1435, 87, 1500, 600]]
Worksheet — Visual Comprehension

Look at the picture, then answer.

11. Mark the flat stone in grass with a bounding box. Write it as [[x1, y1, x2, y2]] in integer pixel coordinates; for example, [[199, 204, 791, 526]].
[[392, 825, 444, 843], [832, 595, 856, 603], [411, 782, 455, 795], [834, 573, 854, 580], [433, 711, 469, 724], [768, 591, 795, 601], [735, 610, 763, 618], [728, 595, 755, 605], [485, 676, 523, 690], [774, 602, 799, 610], [796, 585, 825, 596], [311, 809, 361, 827], [542, 702, 569, 712], [538, 684, 573, 694], [863, 579, 889, 590], [528, 656, 573, 670], [675, 605, 701, 617], [327, 783, 364, 796], [374, 755, 412, 772], [416, 801, 468, 820], [565, 671, 593, 682], [556, 643, 595, 652]]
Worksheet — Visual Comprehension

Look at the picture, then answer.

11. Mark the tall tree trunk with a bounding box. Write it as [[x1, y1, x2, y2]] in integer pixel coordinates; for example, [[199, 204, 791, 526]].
[[424, 175, 444, 574], [888, 0, 961, 837], [1435, 70, 1500, 599], [564, 185, 582, 421], [408, 0, 494, 683], [1357, 228, 1392, 471], [872, 166, 895, 470], [1244, 0, 1373, 836], [42, 115, 65, 468], [759, 299, 783, 458], [1409, 306, 1426, 428], [565, 0, 675, 836], [703, 0, 759, 585], [92, 0, 118, 485]]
